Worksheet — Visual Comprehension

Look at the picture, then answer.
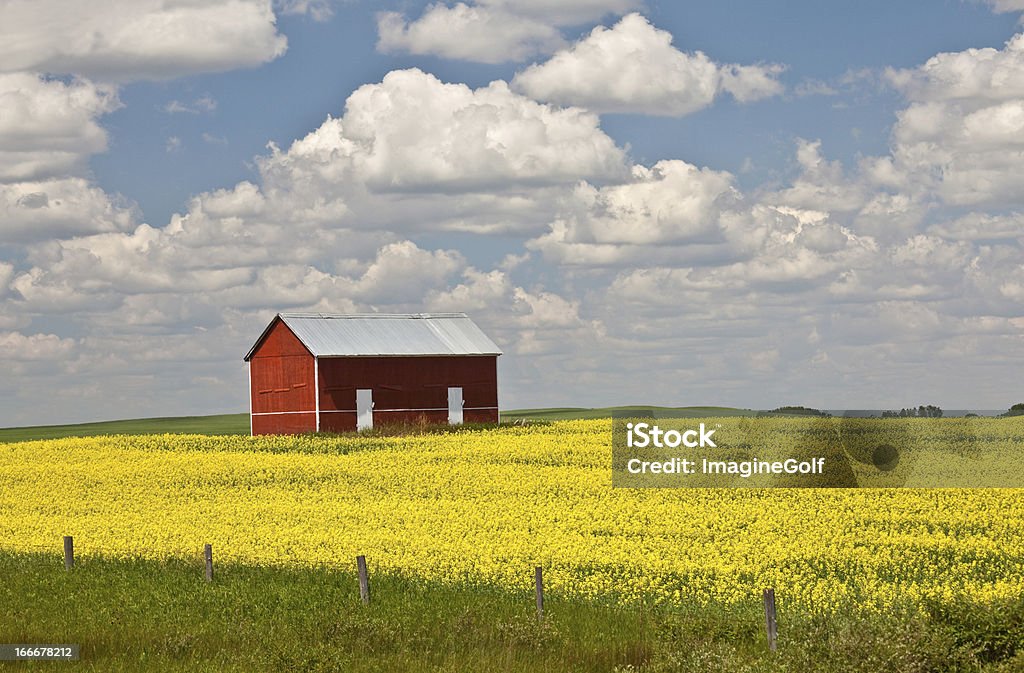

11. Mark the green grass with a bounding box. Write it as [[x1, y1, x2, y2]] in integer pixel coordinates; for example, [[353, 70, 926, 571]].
[[500, 406, 756, 421], [2, 551, 1022, 672], [0, 414, 249, 443], [0, 407, 758, 443]]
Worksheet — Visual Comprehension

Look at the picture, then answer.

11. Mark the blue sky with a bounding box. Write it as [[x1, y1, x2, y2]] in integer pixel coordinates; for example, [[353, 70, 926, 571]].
[[2, 0, 1024, 425]]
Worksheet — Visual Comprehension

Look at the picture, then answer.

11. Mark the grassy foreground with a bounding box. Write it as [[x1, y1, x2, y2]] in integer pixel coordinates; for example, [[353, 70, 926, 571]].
[[3, 551, 1023, 673]]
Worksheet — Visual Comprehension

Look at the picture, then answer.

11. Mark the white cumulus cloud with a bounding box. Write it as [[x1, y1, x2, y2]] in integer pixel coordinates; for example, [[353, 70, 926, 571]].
[[884, 33, 1024, 206], [0, 74, 136, 243], [528, 160, 769, 266], [886, 33, 1024, 103], [513, 14, 784, 115], [1, 178, 137, 243], [0, 74, 119, 181], [0, 331, 76, 361], [983, 0, 1024, 13], [275, 0, 336, 21], [481, 0, 642, 24], [0, 0, 288, 81], [376, 0, 642, 63], [256, 68, 628, 215], [377, 3, 566, 64]]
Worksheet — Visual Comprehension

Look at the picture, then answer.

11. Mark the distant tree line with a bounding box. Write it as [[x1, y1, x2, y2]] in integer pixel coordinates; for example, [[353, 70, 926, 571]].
[[881, 405, 943, 418], [764, 406, 830, 417], [758, 403, 1024, 419]]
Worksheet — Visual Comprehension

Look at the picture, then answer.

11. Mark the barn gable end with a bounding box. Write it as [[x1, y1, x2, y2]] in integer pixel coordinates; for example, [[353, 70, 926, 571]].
[[247, 317, 317, 435]]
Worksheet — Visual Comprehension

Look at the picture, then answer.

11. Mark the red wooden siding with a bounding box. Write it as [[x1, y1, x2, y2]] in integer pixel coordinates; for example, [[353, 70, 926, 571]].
[[249, 318, 316, 434], [320, 409, 498, 432], [252, 412, 317, 435], [318, 355, 498, 432]]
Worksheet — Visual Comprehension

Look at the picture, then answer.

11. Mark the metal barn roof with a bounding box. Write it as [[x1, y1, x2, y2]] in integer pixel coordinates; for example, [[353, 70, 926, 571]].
[[245, 313, 502, 360]]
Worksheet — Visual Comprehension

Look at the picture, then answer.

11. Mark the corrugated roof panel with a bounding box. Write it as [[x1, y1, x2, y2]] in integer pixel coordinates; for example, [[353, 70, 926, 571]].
[[256, 313, 501, 358]]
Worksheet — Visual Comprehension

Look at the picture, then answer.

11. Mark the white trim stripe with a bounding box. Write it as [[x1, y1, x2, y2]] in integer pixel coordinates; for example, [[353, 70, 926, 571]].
[[319, 406, 498, 414], [254, 406, 498, 416]]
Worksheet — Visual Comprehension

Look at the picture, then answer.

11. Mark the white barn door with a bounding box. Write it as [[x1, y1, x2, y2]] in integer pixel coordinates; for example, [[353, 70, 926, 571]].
[[356, 389, 373, 431], [448, 387, 464, 425]]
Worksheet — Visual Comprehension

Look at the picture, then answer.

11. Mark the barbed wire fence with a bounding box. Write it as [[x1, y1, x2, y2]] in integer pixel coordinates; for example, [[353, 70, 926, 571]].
[[3, 536, 782, 652]]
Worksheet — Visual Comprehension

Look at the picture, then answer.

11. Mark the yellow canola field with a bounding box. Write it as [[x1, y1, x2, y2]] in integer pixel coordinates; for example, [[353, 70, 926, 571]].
[[2, 419, 1024, 611]]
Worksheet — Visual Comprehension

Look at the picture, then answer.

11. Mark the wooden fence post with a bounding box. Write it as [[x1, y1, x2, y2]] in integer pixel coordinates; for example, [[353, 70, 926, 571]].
[[204, 544, 213, 582], [535, 566, 544, 620], [763, 588, 777, 651], [63, 536, 74, 570], [357, 555, 370, 604]]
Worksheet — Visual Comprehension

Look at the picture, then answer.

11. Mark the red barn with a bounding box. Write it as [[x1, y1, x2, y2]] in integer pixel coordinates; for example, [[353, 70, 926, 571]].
[[244, 313, 501, 435]]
